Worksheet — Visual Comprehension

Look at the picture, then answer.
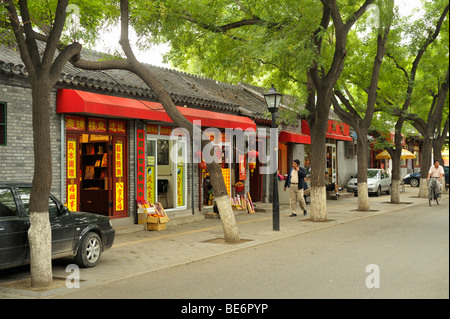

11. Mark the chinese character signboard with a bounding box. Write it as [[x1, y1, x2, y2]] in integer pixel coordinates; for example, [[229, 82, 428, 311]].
[[67, 184, 77, 211], [136, 129, 146, 201], [66, 116, 85, 131], [222, 168, 231, 196], [116, 182, 124, 211], [177, 165, 184, 207], [109, 120, 126, 134], [147, 161, 155, 204], [67, 140, 77, 179], [160, 126, 173, 136], [146, 124, 158, 135], [115, 141, 123, 177], [88, 118, 107, 133]]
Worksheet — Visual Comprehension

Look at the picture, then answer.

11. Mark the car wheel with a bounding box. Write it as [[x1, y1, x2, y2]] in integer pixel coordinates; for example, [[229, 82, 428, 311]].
[[75, 232, 102, 268], [386, 185, 391, 195], [376, 186, 381, 197], [410, 178, 419, 187]]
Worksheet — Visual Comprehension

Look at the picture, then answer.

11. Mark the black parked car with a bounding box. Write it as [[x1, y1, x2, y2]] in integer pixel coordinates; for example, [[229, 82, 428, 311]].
[[403, 172, 421, 187], [403, 166, 449, 190], [0, 182, 115, 271]]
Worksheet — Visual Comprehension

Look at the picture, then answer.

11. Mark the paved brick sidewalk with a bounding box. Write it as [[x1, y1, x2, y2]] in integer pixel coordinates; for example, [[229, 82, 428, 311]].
[[0, 186, 447, 298]]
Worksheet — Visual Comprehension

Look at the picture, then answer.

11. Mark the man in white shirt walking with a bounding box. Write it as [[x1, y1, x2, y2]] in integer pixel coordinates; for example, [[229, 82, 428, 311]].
[[284, 159, 307, 217]]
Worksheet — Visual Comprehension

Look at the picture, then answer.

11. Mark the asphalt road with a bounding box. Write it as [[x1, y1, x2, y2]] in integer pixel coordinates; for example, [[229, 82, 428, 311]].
[[58, 198, 449, 299]]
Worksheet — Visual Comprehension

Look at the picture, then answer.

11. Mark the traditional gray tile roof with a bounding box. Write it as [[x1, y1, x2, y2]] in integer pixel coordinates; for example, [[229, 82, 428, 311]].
[[0, 41, 270, 120]]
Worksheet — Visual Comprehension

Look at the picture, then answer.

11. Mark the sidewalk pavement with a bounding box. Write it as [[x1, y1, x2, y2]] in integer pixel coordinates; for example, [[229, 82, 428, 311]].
[[0, 186, 448, 298]]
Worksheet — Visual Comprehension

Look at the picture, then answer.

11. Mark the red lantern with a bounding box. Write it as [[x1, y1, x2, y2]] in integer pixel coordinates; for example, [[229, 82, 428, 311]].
[[235, 181, 245, 193], [199, 158, 207, 170], [247, 149, 258, 174]]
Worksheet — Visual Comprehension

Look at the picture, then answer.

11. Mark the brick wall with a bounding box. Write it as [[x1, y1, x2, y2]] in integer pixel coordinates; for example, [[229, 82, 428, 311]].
[[0, 77, 62, 198]]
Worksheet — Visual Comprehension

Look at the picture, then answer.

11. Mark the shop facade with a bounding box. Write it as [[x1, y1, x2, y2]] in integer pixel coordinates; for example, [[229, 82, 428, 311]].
[[64, 116, 128, 218], [56, 88, 258, 221]]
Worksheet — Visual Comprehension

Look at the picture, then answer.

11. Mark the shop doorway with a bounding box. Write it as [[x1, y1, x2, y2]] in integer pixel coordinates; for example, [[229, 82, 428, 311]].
[[66, 133, 128, 218], [326, 143, 337, 183], [146, 138, 187, 210], [79, 134, 111, 216]]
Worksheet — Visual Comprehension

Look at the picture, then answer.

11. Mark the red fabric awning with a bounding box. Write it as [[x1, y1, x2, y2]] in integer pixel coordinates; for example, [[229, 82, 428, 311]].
[[279, 131, 311, 144], [56, 89, 257, 131]]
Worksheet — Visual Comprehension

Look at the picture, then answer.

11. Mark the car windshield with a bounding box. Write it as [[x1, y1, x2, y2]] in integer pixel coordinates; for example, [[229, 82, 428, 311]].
[[367, 170, 380, 178]]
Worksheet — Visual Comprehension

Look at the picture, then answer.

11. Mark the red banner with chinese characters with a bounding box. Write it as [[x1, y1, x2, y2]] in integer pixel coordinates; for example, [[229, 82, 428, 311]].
[[109, 120, 126, 134], [136, 129, 146, 201], [88, 118, 107, 133], [160, 126, 173, 136], [66, 116, 86, 131], [146, 124, 158, 135]]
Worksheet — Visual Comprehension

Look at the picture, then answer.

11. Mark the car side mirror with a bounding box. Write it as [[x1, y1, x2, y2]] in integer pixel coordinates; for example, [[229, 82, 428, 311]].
[[59, 205, 69, 215]]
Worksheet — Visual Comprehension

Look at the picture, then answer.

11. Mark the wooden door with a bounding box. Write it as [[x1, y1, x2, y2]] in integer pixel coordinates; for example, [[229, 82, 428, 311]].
[[249, 156, 262, 202]]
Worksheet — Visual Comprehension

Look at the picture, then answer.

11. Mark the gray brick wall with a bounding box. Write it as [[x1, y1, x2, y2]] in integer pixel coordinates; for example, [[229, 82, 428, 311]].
[[0, 78, 62, 198]]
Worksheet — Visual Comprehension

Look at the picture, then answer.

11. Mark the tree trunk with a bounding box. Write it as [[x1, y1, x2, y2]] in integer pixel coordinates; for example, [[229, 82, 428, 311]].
[[28, 79, 53, 288], [309, 96, 329, 222], [418, 137, 433, 198], [356, 136, 370, 211], [390, 151, 401, 204], [391, 179, 401, 203], [202, 140, 240, 243]]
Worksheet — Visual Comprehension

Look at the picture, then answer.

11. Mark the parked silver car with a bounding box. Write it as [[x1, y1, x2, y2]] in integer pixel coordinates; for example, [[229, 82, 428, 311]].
[[346, 169, 391, 196]]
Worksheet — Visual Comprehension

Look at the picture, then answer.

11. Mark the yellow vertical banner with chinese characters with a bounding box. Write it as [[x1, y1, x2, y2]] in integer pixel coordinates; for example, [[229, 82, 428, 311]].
[[177, 166, 184, 207], [147, 156, 155, 204], [222, 168, 230, 196], [116, 182, 124, 211], [67, 140, 77, 179], [67, 184, 77, 211], [115, 141, 123, 177]]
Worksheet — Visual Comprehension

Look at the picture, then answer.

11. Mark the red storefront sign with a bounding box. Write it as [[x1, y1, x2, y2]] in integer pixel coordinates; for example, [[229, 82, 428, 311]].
[[88, 118, 107, 133], [301, 119, 352, 141], [66, 116, 86, 131]]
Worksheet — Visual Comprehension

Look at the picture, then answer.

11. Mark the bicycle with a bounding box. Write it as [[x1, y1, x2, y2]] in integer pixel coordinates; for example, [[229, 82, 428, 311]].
[[427, 178, 440, 206]]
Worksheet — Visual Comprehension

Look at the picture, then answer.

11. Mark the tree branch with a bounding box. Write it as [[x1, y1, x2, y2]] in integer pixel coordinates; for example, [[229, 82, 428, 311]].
[[50, 42, 82, 83], [403, 4, 449, 111], [42, 0, 69, 69], [3, 0, 36, 73]]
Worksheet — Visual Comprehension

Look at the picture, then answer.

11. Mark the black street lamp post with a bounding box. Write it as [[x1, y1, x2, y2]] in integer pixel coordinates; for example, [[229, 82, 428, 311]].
[[264, 85, 282, 231]]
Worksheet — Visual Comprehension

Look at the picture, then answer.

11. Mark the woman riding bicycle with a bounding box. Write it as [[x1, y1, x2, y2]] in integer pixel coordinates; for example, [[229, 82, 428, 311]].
[[427, 160, 445, 197]]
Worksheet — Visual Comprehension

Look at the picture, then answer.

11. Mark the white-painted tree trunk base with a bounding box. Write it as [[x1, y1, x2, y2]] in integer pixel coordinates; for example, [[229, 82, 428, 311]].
[[215, 196, 240, 243], [310, 187, 327, 222], [28, 212, 53, 287], [357, 182, 370, 211], [418, 178, 428, 198], [390, 180, 400, 203]]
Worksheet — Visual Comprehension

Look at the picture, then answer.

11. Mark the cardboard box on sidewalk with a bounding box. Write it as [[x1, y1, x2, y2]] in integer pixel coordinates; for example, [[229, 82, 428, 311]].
[[146, 215, 169, 231], [137, 207, 156, 224]]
